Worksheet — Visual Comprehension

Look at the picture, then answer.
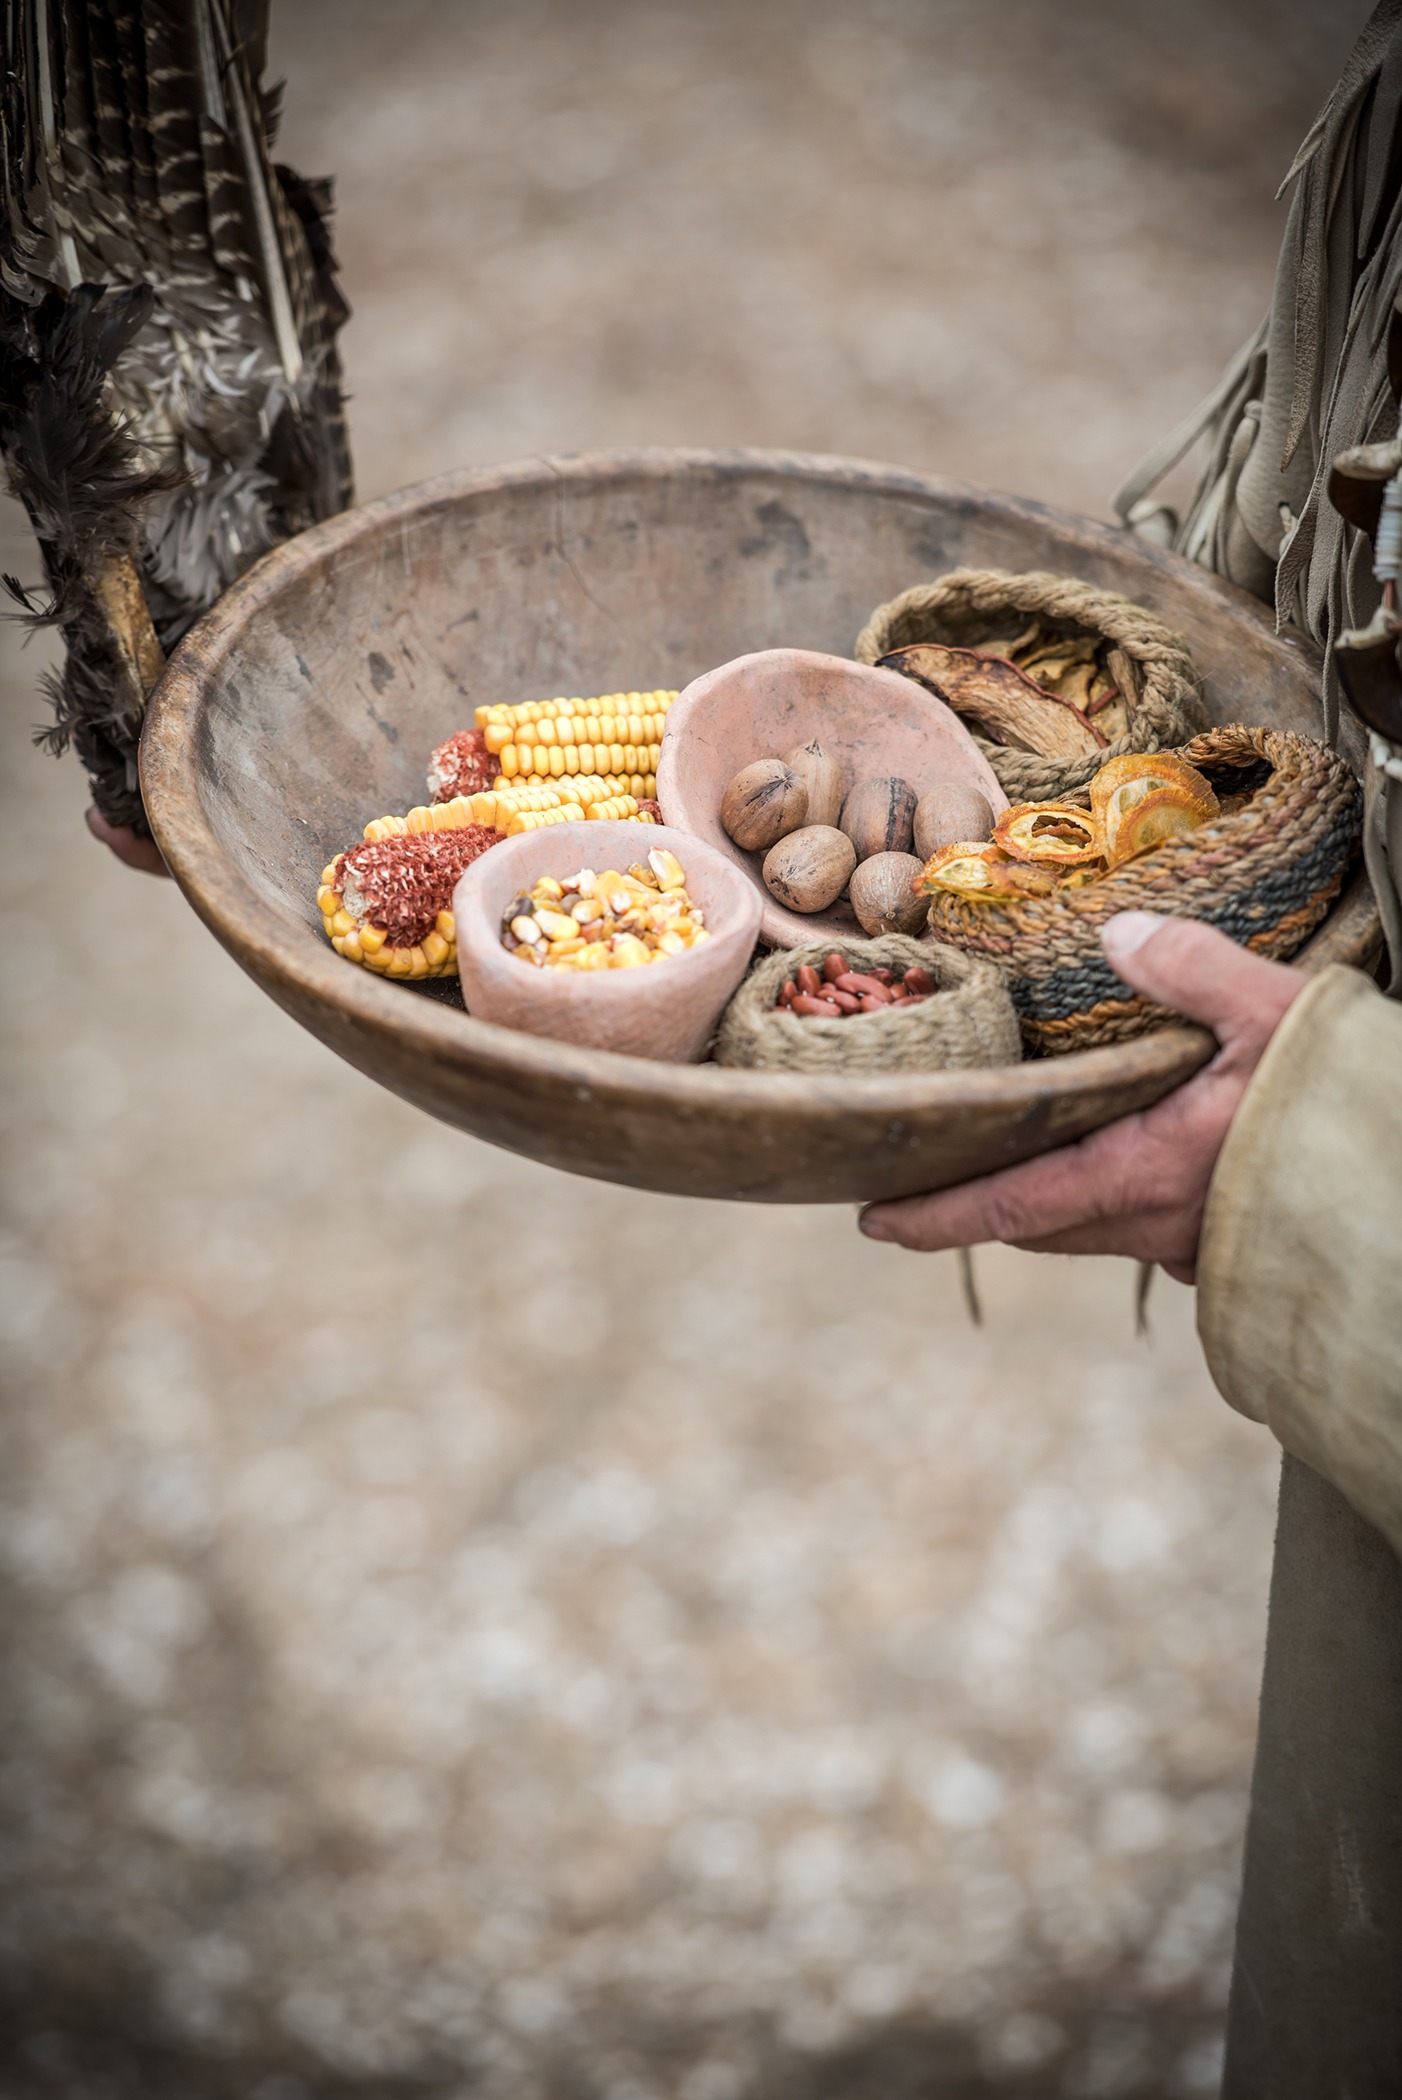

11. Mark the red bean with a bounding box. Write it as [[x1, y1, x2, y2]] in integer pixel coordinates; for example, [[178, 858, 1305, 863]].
[[797, 963, 821, 996], [858, 993, 889, 1014], [822, 952, 848, 983], [870, 967, 896, 986], [827, 989, 860, 1013], [902, 965, 935, 996], [836, 972, 891, 1001], [792, 994, 843, 1018], [778, 980, 798, 1007]]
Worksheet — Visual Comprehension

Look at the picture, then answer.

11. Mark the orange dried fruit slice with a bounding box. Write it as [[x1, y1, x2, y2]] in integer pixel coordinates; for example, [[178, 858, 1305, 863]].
[[999, 859, 1064, 897], [1089, 752, 1218, 822], [992, 801, 1104, 865], [919, 843, 1059, 899], [1104, 785, 1213, 866]]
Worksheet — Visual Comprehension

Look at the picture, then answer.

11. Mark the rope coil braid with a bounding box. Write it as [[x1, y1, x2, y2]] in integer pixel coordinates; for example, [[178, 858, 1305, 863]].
[[923, 723, 1363, 1056], [714, 936, 1021, 1074]]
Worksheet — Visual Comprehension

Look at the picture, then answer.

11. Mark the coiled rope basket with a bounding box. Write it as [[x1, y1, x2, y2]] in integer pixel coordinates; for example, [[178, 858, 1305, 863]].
[[925, 723, 1364, 1055], [713, 935, 1021, 1073], [855, 565, 1208, 803]]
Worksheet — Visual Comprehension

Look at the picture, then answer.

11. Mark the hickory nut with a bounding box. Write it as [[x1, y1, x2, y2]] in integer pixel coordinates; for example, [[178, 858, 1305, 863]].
[[720, 760, 809, 852], [849, 852, 928, 936], [762, 825, 858, 913], [784, 738, 845, 829], [840, 774, 918, 860], [913, 782, 996, 861]]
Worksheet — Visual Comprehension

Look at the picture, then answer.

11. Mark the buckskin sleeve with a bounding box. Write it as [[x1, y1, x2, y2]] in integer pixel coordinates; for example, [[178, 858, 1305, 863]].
[[1196, 965, 1402, 1560]]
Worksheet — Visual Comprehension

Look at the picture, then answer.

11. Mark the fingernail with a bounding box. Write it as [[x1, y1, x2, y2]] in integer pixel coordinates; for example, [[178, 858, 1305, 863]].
[[858, 1208, 891, 1240], [1102, 911, 1165, 962]]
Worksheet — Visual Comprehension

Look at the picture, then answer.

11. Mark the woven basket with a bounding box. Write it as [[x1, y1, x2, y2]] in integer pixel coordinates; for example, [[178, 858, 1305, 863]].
[[854, 566, 1208, 803], [923, 723, 1363, 1056], [713, 935, 1021, 1074]]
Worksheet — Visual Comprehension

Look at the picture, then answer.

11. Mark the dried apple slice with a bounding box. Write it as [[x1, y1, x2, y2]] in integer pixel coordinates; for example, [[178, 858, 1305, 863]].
[[993, 801, 1105, 866]]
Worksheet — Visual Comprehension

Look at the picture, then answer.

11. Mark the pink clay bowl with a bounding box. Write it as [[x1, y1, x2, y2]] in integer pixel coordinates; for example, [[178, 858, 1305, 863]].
[[656, 647, 1009, 948], [453, 820, 762, 1063]]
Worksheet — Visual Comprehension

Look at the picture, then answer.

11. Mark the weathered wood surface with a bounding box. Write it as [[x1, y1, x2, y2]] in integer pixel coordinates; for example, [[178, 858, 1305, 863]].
[[140, 449, 1379, 1203]]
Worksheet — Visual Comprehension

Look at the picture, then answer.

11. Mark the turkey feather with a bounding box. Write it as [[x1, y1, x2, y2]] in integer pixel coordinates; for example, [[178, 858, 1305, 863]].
[[0, 0, 353, 831]]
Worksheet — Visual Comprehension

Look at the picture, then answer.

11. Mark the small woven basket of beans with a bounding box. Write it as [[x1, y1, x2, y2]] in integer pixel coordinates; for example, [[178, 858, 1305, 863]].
[[713, 935, 1022, 1074], [924, 723, 1363, 1056], [854, 565, 1208, 804]]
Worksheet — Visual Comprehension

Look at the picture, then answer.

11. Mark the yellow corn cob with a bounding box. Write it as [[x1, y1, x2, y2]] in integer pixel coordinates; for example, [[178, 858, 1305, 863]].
[[505, 804, 588, 835], [470, 775, 650, 831], [361, 795, 482, 845], [478, 691, 678, 780], [467, 782, 565, 829], [558, 774, 634, 807], [319, 798, 495, 979], [491, 769, 657, 800], [504, 737, 664, 780], [586, 795, 651, 822], [319, 857, 458, 980]]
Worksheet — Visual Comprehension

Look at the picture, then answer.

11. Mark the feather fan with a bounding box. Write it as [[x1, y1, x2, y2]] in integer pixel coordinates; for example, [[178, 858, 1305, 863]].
[[0, 0, 352, 832]]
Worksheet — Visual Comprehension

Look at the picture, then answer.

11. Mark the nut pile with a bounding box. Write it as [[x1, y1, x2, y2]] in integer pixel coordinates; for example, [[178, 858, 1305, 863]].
[[776, 951, 937, 1019], [918, 752, 1221, 903], [501, 850, 711, 971], [720, 741, 987, 935]]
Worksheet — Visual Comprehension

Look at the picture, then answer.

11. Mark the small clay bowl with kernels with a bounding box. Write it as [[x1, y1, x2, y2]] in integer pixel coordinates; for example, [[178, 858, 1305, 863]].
[[453, 820, 762, 1062]]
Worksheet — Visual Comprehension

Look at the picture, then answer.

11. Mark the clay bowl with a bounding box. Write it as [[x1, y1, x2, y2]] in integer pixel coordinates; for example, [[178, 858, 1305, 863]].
[[140, 447, 1380, 1204], [656, 648, 1008, 947], [454, 821, 760, 1061]]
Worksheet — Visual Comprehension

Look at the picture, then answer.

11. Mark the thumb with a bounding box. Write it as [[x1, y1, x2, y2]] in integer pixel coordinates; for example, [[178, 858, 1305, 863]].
[[1100, 911, 1303, 1045]]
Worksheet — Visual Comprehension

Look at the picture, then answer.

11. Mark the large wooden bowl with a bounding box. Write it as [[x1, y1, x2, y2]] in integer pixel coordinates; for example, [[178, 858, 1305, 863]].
[[141, 449, 1378, 1204]]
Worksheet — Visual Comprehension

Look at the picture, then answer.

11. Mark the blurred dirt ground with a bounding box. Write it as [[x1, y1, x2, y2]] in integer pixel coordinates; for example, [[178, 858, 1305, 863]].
[[0, 3, 1366, 2095]]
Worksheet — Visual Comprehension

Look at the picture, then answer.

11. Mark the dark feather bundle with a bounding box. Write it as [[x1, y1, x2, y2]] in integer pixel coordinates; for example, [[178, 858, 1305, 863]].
[[1, 285, 182, 825], [0, 0, 353, 832]]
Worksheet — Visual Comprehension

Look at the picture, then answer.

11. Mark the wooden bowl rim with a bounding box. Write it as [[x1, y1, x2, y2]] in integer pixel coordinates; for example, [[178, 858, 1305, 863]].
[[139, 445, 1361, 1128]]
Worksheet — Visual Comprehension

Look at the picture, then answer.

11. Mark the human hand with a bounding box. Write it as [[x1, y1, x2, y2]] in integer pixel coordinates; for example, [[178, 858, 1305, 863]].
[[86, 805, 170, 877], [858, 912, 1306, 1283]]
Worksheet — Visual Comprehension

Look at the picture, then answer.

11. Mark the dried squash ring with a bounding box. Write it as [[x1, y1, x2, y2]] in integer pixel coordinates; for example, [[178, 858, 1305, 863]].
[[1089, 751, 1218, 821], [919, 842, 1060, 899], [992, 801, 1104, 866], [1086, 754, 1218, 867], [1103, 785, 1213, 867]]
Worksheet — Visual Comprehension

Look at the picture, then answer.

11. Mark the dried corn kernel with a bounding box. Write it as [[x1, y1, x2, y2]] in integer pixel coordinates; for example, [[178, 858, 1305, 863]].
[[499, 856, 710, 971], [647, 847, 686, 890]]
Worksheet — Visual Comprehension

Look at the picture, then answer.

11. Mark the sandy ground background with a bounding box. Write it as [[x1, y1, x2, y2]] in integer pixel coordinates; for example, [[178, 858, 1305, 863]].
[[0, 2, 1366, 2095]]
